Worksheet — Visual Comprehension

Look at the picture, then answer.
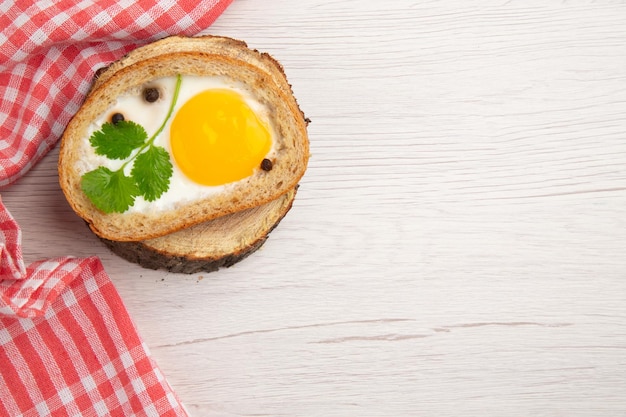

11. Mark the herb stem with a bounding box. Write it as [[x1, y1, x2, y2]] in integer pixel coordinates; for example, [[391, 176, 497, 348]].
[[119, 74, 183, 171], [151, 74, 182, 144]]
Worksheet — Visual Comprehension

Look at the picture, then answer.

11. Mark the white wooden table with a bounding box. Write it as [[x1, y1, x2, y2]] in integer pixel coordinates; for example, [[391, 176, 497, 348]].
[[3, 1, 626, 415]]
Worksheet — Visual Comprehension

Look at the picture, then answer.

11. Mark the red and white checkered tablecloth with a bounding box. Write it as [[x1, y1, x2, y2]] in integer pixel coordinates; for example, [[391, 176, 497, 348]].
[[0, 1, 233, 415], [0, 206, 187, 415]]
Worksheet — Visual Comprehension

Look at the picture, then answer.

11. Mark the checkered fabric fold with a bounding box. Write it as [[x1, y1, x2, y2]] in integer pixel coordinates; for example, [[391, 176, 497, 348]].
[[0, 1, 233, 414], [0, 0, 232, 187], [0, 198, 189, 415]]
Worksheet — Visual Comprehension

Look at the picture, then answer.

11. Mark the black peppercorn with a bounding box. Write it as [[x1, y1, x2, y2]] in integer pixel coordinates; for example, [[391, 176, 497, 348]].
[[111, 113, 125, 124], [143, 87, 160, 103], [261, 158, 273, 171]]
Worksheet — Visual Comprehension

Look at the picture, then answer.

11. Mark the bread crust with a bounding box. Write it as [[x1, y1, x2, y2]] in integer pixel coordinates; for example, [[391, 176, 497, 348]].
[[59, 36, 309, 241]]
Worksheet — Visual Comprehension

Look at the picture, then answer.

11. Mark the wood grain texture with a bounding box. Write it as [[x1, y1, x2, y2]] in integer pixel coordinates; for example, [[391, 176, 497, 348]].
[[2, 0, 626, 415]]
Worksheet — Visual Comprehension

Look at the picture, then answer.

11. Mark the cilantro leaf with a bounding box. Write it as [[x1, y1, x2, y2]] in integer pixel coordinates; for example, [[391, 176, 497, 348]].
[[81, 167, 140, 213], [89, 121, 147, 160], [131, 145, 173, 202], [81, 75, 182, 213]]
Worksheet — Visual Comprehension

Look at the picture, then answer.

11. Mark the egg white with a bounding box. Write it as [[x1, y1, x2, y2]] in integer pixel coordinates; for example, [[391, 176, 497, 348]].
[[78, 75, 277, 214]]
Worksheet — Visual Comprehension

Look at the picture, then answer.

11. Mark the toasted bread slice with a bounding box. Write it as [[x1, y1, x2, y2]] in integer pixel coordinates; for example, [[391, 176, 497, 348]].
[[59, 35, 309, 242], [101, 187, 297, 274]]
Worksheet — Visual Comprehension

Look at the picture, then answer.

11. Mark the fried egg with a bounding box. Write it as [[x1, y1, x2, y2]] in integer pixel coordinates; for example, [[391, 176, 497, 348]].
[[79, 75, 276, 213]]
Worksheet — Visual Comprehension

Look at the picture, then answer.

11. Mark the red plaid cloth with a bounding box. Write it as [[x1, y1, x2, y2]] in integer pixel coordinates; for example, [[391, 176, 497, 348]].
[[0, 199, 188, 416], [0, 1, 233, 415]]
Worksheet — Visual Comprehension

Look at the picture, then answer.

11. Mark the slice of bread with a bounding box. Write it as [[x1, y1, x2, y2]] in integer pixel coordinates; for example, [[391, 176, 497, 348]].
[[59, 35, 309, 242], [58, 36, 308, 273]]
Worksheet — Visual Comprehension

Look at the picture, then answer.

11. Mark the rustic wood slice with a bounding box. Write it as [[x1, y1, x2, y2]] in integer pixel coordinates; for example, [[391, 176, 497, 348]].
[[100, 187, 297, 274]]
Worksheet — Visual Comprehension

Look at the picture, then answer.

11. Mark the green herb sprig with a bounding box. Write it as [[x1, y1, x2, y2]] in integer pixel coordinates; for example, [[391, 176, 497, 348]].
[[81, 74, 182, 213]]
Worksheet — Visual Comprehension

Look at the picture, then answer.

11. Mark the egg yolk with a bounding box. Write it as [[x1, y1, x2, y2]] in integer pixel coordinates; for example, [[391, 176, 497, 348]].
[[170, 89, 272, 186]]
